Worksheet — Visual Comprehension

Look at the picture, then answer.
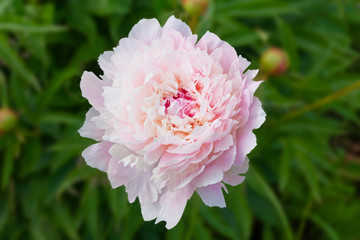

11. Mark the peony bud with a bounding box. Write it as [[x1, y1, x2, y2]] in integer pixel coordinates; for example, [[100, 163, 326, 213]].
[[182, 0, 209, 16], [0, 108, 18, 134], [260, 47, 289, 75]]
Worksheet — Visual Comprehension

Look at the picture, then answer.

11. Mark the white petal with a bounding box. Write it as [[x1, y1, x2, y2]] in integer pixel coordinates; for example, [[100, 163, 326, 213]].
[[141, 185, 194, 229], [78, 108, 103, 141], [235, 130, 256, 167], [107, 155, 158, 204], [144, 145, 166, 165], [81, 141, 112, 172], [128, 18, 162, 45], [197, 182, 226, 208], [246, 97, 266, 130], [98, 51, 116, 79], [163, 15, 192, 37], [238, 55, 251, 72], [80, 71, 105, 111], [223, 157, 249, 186]]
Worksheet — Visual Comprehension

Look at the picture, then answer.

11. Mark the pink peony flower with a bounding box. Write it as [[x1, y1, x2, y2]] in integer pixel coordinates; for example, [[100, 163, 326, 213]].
[[79, 16, 265, 229]]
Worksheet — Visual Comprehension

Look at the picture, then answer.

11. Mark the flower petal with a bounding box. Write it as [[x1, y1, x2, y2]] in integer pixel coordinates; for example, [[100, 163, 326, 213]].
[[197, 182, 226, 208], [192, 145, 236, 187], [141, 185, 194, 229], [81, 141, 113, 172], [246, 97, 266, 130], [107, 153, 158, 204], [128, 18, 162, 45], [78, 107, 103, 141], [223, 157, 249, 186], [196, 31, 238, 72], [163, 15, 192, 38], [80, 71, 106, 111], [98, 51, 116, 79]]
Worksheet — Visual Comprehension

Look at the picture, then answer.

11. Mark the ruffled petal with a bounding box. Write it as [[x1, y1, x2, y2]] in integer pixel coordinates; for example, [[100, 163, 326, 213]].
[[98, 51, 116, 79], [80, 71, 106, 111], [107, 154, 158, 204], [128, 18, 162, 45], [235, 130, 256, 167], [81, 141, 113, 172], [246, 97, 266, 130], [78, 107, 103, 141], [192, 145, 236, 187], [197, 182, 226, 208], [223, 157, 249, 186], [196, 31, 238, 73], [163, 15, 192, 38], [141, 185, 194, 229]]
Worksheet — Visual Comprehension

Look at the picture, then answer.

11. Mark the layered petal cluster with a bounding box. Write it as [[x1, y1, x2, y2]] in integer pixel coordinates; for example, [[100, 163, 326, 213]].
[[79, 16, 265, 229]]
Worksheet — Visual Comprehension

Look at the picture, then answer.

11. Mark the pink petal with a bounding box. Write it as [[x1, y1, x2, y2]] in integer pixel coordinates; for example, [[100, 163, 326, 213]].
[[246, 97, 266, 130], [235, 130, 256, 167], [197, 182, 226, 208], [116, 38, 146, 57], [196, 31, 238, 73], [141, 185, 194, 229], [192, 162, 224, 188], [81, 141, 113, 172], [107, 157, 133, 188], [223, 157, 249, 186], [98, 51, 116, 79], [108, 143, 133, 159], [128, 18, 162, 45], [192, 145, 236, 187], [238, 55, 251, 72], [80, 71, 105, 111], [107, 146, 159, 205], [196, 31, 222, 53], [144, 145, 166, 165], [125, 168, 159, 204], [78, 107, 103, 141], [244, 69, 259, 82], [163, 15, 192, 38], [213, 134, 234, 153], [102, 86, 129, 122]]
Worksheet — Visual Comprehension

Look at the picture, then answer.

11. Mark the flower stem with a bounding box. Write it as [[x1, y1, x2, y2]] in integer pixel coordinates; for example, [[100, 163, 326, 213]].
[[283, 79, 360, 120], [296, 198, 313, 240], [0, 71, 8, 108]]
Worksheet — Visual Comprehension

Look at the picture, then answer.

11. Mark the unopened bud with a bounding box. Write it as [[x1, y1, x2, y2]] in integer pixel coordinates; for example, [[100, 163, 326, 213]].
[[0, 108, 18, 134], [260, 47, 289, 75], [182, 0, 209, 16]]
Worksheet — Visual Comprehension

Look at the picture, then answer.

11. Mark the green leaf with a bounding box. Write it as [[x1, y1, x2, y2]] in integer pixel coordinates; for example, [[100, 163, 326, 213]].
[[53, 202, 80, 240], [247, 169, 294, 240], [310, 214, 340, 240], [200, 207, 239, 240], [293, 141, 322, 202], [0, 23, 67, 33], [19, 138, 42, 177], [38, 112, 82, 125], [279, 140, 291, 192], [192, 218, 213, 240], [83, 183, 99, 239], [0, 34, 40, 91], [227, 185, 253, 240], [56, 168, 97, 197], [1, 139, 15, 189], [216, 0, 299, 17], [275, 17, 299, 71]]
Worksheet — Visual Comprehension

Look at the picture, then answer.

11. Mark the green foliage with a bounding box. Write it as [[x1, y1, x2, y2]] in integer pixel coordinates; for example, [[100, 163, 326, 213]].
[[1, 0, 360, 239]]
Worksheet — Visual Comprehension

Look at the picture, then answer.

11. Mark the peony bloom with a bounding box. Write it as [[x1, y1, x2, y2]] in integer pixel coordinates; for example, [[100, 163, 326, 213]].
[[79, 16, 265, 229]]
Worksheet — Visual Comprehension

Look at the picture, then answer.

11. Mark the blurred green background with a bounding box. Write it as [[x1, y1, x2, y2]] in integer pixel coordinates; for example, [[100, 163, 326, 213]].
[[1, 0, 360, 239]]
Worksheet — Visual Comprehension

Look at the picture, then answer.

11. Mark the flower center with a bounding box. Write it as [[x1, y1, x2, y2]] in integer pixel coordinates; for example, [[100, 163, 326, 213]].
[[162, 88, 195, 118]]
